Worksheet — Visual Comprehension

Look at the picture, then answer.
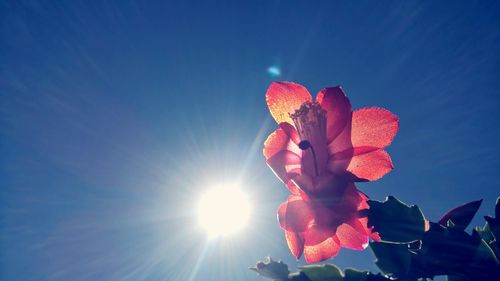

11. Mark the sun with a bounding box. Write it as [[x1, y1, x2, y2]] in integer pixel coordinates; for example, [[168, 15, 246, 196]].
[[198, 185, 251, 237]]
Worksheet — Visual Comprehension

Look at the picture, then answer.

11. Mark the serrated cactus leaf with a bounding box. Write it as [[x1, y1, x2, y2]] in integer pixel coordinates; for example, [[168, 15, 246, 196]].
[[250, 257, 290, 280], [370, 242, 412, 276], [344, 268, 368, 281], [298, 264, 343, 281], [367, 196, 426, 243]]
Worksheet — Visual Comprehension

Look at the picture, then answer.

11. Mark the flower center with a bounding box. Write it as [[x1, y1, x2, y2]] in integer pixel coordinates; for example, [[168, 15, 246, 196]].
[[290, 102, 328, 177]]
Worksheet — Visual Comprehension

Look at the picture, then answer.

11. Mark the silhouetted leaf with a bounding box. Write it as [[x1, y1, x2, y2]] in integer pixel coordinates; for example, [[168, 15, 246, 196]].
[[299, 264, 343, 281], [344, 268, 368, 281], [484, 197, 500, 241], [367, 196, 426, 243], [476, 238, 499, 264], [475, 223, 494, 243], [370, 242, 412, 276], [288, 271, 312, 281], [446, 275, 468, 281], [250, 257, 290, 280]]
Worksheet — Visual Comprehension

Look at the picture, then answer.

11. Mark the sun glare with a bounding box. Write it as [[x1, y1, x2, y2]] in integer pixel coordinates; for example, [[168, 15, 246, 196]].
[[198, 185, 251, 237]]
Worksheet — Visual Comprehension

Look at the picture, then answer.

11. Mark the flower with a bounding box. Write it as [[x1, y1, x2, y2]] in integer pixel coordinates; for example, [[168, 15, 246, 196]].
[[263, 82, 398, 262]]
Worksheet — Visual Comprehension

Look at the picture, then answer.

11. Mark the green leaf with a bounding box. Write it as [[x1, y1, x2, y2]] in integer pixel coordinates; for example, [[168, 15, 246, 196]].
[[299, 264, 343, 281], [474, 237, 499, 264], [475, 223, 495, 243], [367, 196, 426, 243], [288, 271, 311, 281], [484, 197, 500, 242], [343, 268, 368, 281], [419, 223, 478, 268], [446, 275, 468, 281], [370, 242, 412, 276], [250, 257, 290, 280]]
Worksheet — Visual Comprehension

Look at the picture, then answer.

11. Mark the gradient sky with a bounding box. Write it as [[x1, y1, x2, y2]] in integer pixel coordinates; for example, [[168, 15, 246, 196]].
[[1, 1, 500, 280]]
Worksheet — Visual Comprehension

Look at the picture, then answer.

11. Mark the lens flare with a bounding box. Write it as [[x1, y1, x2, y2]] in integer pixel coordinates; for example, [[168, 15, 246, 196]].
[[198, 186, 251, 237], [267, 65, 281, 77]]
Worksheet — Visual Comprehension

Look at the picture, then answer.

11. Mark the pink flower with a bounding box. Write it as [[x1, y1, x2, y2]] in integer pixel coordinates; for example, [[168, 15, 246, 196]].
[[263, 82, 398, 262]]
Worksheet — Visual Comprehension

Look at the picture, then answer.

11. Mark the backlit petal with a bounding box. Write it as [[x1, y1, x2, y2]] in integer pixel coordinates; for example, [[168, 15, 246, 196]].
[[316, 86, 352, 143], [347, 148, 394, 181], [290, 174, 314, 194], [351, 107, 399, 148], [266, 150, 302, 183], [333, 182, 363, 215], [356, 192, 381, 241], [277, 196, 314, 232], [263, 127, 301, 160], [285, 231, 304, 259], [266, 82, 312, 124], [304, 235, 340, 263], [285, 181, 302, 196], [336, 220, 369, 250], [304, 225, 337, 246], [279, 122, 301, 145]]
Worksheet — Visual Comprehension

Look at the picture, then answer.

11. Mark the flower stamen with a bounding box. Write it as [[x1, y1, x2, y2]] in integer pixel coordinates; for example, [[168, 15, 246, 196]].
[[290, 102, 328, 177], [298, 140, 319, 177]]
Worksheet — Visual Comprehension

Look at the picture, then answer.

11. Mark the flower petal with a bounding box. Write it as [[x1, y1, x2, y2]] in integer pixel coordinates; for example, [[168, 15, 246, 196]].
[[290, 174, 314, 194], [277, 196, 314, 232], [266, 150, 302, 183], [263, 126, 301, 160], [333, 182, 363, 215], [279, 122, 301, 145], [356, 192, 381, 241], [351, 107, 399, 149], [336, 220, 369, 250], [291, 172, 349, 198], [304, 225, 337, 246], [285, 181, 302, 196], [266, 82, 312, 125], [303, 235, 340, 263], [316, 86, 352, 143], [285, 230, 304, 259], [347, 148, 394, 181]]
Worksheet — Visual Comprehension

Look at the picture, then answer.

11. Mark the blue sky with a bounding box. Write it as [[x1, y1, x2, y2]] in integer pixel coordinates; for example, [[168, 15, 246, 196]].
[[1, 1, 499, 280]]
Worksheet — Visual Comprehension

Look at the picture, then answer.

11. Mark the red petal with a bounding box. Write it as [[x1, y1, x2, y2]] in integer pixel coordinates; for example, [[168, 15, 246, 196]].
[[291, 172, 349, 197], [285, 230, 304, 259], [279, 122, 301, 145], [356, 192, 382, 241], [285, 181, 302, 196], [266, 150, 302, 183], [290, 174, 313, 193], [277, 202, 288, 229], [370, 232, 382, 241], [334, 182, 363, 215], [327, 120, 353, 155], [266, 82, 312, 125], [277, 196, 314, 232], [304, 235, 340, 263], [304, 225, 337, 246], [347, 148, 394, 181], [286, 178, 312, 198], [351, 107, 399, 149], [316, 86, 352, 143], [336, 220, 369, 250], [263, 127, 301, 160], [357, 215, 381, 242]]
